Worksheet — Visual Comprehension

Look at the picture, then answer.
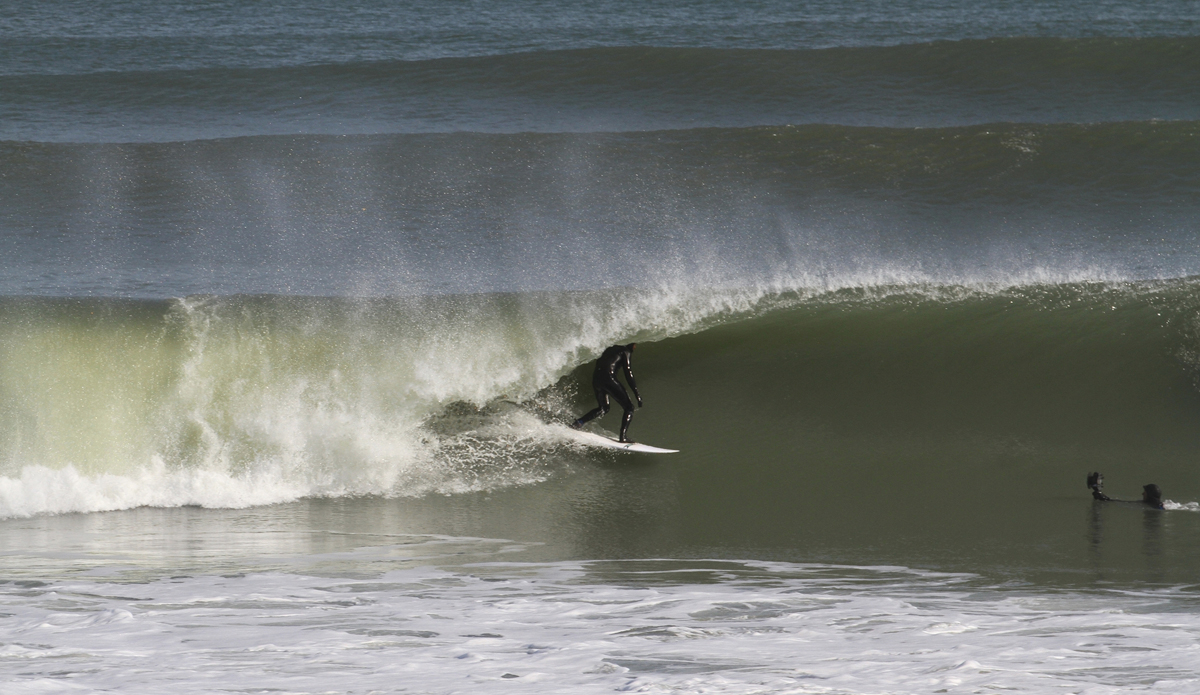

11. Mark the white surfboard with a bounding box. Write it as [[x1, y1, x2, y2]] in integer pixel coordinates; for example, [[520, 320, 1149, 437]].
[[568, 428, 678, 454]]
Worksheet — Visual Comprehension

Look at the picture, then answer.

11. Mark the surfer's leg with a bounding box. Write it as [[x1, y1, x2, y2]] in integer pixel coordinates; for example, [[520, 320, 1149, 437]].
[[619, 407, 634, 443], [572, 388, 610, 428], [604, 383, 635, 442]]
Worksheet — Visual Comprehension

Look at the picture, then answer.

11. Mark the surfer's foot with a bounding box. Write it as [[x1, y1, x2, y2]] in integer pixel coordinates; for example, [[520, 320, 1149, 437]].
[[570, 420, 582, 430]]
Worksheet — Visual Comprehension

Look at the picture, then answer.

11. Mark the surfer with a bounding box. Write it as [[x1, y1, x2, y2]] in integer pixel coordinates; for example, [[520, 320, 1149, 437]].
[[571, 343, 642, 443], [1087, 472, 1165, 510]]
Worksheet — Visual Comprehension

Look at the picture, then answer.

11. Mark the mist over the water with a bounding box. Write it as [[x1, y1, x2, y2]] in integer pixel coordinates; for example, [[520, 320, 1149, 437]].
[[3, 122, 1200, 298], [4, 2, 1200, 298]]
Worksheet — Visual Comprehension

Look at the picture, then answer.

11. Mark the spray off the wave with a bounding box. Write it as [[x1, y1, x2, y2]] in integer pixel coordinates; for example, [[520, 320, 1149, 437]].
[[0, 284, 783, 517]]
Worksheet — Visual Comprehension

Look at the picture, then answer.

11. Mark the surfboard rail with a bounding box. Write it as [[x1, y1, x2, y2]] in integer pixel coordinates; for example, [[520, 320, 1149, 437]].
[[568, 428, 678, 453]]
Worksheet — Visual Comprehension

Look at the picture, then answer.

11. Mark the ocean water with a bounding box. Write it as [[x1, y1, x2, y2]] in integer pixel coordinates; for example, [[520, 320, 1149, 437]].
[[4, 1, 1200, 692]]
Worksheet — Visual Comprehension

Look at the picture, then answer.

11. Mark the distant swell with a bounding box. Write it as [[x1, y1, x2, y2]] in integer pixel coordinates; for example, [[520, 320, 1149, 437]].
[[3, 38, 1199, 141]]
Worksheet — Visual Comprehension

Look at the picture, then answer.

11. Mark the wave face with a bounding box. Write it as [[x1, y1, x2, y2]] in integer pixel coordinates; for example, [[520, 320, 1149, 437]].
[[4, 39, 1200, 141], [8, 279, 1200, 582], [4, 281, 1200, 527]]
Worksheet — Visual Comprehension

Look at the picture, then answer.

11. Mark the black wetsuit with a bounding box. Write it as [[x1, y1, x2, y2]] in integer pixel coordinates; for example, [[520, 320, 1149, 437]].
[[572, 343, 641, 442], [1088, 473, 1165, 510]]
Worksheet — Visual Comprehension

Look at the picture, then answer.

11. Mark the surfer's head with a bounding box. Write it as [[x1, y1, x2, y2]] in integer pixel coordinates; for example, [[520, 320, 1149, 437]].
[[627, 343, 636, 352], [1143, 484, 1163, 508]]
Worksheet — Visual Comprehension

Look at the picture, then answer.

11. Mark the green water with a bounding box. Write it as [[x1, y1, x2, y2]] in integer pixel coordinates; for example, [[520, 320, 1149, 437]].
[[4, 283, 1200, 587]]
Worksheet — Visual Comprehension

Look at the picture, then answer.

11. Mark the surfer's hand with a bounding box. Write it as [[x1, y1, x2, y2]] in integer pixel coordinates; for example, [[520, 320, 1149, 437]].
[[636, 396, 643, 408]]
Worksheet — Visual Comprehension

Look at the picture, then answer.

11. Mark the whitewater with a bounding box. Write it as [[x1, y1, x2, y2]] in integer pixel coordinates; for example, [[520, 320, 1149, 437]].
[[7, 547, 1200, 694]]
